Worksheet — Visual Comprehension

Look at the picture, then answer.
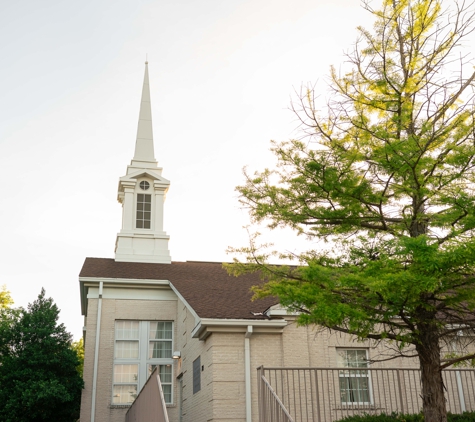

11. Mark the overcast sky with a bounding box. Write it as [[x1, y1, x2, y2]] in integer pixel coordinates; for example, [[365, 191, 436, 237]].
[[1, 0, 390, 339]]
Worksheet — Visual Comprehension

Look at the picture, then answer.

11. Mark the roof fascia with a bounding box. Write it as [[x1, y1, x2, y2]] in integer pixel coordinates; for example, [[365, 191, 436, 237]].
[[120, 169, 170, 184], [168, 282, 201, 326], [79, 276, 170, 316], [191, 318, 287, 341]]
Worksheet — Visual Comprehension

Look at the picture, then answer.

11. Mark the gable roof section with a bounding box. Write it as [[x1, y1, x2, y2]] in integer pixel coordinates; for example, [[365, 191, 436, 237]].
[[79, 258, 278, 320]]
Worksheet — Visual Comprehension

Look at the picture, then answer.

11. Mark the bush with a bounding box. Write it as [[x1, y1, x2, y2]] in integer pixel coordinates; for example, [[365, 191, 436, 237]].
[[335, 411, 475, 422]]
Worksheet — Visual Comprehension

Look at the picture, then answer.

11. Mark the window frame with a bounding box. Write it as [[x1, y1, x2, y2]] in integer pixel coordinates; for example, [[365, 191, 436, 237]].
[[113, 320, 174, 405], [136, 193, 152, 229], [337, 348, 373, 406]]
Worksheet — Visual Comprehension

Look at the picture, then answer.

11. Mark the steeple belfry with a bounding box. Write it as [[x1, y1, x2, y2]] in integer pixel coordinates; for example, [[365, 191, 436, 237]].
[[114, 62, 171, 264]]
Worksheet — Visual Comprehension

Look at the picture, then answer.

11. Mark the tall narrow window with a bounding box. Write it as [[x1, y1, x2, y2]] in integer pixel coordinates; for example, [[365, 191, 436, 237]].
[[193, 356, 201, 394], [136, 194, 151, 229], [337, 349, 372, 405], [113, 321, 174, 405]]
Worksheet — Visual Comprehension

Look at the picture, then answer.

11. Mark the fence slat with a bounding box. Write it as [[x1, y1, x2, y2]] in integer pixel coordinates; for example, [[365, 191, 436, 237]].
[[258, 367, 475, 422]]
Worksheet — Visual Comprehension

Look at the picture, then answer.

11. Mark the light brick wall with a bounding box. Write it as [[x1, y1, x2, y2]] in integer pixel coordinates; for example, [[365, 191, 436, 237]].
[[80, 297, 178, 422], [175, 303, 213, 422], [82, 296, 427, 422]]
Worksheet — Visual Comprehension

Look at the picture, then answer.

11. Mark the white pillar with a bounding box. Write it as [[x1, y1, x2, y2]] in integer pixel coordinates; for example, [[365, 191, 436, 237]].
[[245, 326, 253, 422], [154, 188, 165, 232], [91, 282, 103, 422], [122, 185, 135, 230]]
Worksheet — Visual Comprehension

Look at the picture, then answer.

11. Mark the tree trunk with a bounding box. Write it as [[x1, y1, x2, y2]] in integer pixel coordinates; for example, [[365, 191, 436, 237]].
[[415, 326, 447, 422]]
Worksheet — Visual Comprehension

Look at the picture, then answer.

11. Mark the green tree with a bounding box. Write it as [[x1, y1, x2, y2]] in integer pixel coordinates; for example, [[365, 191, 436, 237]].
[[0, 289, 83, 422], [71, 337, 85, 377], [230, 1, 475, 421], [0, 284, 13, 309]]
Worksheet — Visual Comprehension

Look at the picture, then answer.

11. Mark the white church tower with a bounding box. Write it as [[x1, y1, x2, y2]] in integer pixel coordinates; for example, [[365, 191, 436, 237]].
[[114, 62, 171, 263]]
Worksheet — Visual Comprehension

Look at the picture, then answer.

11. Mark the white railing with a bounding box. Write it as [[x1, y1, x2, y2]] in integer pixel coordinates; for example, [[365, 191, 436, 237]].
[[257, 366, 475, 422], [258, 366, 295, 422]]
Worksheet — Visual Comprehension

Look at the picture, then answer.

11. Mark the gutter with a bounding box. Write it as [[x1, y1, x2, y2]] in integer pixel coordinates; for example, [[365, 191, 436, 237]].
[[91, 281, 103, 422], [245, 326, 253, 422]]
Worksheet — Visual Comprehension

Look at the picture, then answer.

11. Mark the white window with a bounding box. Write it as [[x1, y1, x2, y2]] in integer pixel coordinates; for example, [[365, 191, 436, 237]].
[[337, 349, 372, 405], [113, 321, 174, 405], [136, 194, 152, 229]]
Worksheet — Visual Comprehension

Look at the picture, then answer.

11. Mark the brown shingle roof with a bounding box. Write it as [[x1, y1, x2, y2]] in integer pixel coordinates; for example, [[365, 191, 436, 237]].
[[80, 258, 278, 320]]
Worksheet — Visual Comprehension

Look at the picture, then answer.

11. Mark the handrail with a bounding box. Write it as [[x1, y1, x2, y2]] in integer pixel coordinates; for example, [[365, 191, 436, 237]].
[[257, 366, 475, 422], [156, 370, 170, 422], [260, 373, 295, 422]]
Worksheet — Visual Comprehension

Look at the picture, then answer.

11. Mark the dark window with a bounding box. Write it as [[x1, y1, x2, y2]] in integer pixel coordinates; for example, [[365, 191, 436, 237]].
[[136, 194, 151, 229], [193, 356, 201, 394], [140, 181, 150, 190]]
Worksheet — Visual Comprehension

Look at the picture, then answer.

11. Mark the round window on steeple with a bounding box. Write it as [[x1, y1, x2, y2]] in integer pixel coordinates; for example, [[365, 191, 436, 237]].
[[140, 181, 150, 191]]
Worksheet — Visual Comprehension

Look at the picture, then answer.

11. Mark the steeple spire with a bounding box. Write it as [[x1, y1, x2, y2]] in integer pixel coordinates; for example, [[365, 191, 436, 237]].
[[131, 61, 156, 166], [114, 62, 171, 264]]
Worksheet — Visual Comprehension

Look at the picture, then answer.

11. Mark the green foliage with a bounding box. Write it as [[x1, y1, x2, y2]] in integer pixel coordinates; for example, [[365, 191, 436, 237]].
[[232, 0, 475, 362], [71, 337, 84, 377], [0, 289, 84, 422], [0, 284, 13, 309], [230, 1, 475, 421], [335, 412, 424, 422], [335, 412, 475, 422]]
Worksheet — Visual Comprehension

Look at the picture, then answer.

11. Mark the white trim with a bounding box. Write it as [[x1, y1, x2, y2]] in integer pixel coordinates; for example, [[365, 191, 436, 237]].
[[79, 277, 170, 316], [87, 287, 177, 301], [245, 326, 253, 422], [91, 281, 103, 422], [192, 318, 287, 339], [79, 276, 170, 284], [168, 282, 200, 324]]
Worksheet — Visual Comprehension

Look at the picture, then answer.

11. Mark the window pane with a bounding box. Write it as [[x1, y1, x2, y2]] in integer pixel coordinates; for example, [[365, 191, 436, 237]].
[[339, 376, 370, 403], [136, 194, 151, 229], [162, 384, 172, 404], [114, 364, 138, 383], [115, 321, 139, 339], [116, 341, 139, 359], [149, 341, 172, 359], [112, 385, 137, 404], [337, 349, 368, 368], [159, 365, 172, 383], [150, 322, 173, 339]]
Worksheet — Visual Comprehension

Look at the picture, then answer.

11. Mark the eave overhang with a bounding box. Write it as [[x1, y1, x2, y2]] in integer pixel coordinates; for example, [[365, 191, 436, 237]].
[[79, 276, 170, 316], [191, 318, 287, 341]]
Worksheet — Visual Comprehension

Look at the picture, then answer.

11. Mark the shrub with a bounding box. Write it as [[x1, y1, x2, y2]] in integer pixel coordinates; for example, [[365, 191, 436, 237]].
[[335, 411, 475, 422]]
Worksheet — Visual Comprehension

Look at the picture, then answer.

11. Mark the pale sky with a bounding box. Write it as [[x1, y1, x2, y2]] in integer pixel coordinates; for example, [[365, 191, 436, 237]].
[[1, 0, 381, 339]]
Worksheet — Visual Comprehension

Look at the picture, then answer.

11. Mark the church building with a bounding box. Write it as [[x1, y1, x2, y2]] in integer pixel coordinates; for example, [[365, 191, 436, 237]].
[[79, 64, 451, 422]]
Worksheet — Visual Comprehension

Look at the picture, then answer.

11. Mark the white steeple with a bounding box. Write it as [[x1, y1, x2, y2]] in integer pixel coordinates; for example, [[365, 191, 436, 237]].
[[114, 62, 171, 264], [131, 62, 156, 168]]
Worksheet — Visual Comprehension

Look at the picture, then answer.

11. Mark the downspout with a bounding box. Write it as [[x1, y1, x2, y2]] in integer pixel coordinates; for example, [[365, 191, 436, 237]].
[[91, 281, 103, 422], [245, 325, 253, 422]]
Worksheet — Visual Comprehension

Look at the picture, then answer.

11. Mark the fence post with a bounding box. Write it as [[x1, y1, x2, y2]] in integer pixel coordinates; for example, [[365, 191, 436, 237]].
[[396, 369, 405, 414], [258, 366, 264, 422]]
